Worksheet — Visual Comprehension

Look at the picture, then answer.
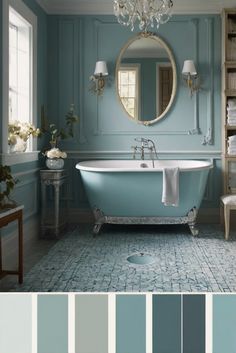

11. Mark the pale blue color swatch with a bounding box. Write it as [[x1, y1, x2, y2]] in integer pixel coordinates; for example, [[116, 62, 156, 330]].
[[75, 294, 108, 353], [213, 295, 236, 353], [0, 294, 32, 353], [37, 295, 68, 353], [116, 295, 146, 353]]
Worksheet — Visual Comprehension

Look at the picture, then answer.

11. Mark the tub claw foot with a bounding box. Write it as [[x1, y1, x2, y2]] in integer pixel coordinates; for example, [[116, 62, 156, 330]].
[[189, 224, 199, 236], [93, 223, 102, 235]]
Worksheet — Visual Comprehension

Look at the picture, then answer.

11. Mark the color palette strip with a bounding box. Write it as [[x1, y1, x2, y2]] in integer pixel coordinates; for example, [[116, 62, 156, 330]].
[[0, 293, 235, 353], [75, 294, 108, 353], [0, 294, 32, 353], [116, 295, 146, 353], [37, 295, 68, 353]]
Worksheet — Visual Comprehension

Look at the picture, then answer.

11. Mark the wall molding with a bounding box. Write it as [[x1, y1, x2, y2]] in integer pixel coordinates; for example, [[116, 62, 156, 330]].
[[202, 18, 214, 146], [188, 19, 201, 136], [0, 151, 40, 166], [35, 0, 236, 15], [67, 150, 222, 159], [92, 18, 205, 137]]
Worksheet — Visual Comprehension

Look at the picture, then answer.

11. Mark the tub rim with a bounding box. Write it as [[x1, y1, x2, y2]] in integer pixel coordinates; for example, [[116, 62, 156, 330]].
[[76, 159, 213, 172]]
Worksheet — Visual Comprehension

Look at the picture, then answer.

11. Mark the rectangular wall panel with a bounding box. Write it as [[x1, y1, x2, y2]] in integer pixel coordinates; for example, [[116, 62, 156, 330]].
[[213, 294, 236, 353], [37, 295, 68, 353], [75, 294, 108, 353], [153, 294, 181, 353], [116, 295, 146, 353], [183, 295, 205, 353], [0, 294, 32, 353]]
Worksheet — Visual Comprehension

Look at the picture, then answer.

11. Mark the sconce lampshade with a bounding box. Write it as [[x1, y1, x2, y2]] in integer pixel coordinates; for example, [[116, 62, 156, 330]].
[[94, 61, 108, 77], [182, 60, 197, 76]]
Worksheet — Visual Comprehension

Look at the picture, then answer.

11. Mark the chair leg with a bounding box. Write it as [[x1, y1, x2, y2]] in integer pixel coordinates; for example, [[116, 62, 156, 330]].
[[224, 205, 230, 240], [220, 202, 224, 225]]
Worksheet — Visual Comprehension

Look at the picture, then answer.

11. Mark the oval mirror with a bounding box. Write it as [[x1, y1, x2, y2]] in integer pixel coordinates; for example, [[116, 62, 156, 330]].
[[116, 33, 177, 125]]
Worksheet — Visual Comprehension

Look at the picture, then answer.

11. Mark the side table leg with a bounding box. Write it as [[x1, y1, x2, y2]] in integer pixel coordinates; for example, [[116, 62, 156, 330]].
[[18, 212, 23, 284], [41, 181, 46, 235], [55, 184, 60, 237]]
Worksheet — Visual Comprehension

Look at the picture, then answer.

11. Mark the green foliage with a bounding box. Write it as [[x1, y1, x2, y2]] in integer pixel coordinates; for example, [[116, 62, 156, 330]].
[[41, 104, 79, 147], [0, 165, 17, 202]]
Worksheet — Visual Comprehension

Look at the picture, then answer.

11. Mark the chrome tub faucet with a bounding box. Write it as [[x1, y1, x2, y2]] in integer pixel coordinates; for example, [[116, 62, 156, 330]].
[[132, 138, 158, 167]]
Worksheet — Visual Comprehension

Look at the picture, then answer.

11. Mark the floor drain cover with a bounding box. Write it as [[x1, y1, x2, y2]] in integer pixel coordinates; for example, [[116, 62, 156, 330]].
[[127, 253, 156, 265]]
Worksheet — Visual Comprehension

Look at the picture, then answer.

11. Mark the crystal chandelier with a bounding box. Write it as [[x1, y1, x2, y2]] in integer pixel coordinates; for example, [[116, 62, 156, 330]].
[[114, 0, 173, 32]]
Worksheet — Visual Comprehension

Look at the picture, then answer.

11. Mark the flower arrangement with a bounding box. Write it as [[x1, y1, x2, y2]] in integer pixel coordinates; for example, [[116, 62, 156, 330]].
[[0, 165, 17, 209], [45, 148, 67, 159], [8, 121, 41, 145]]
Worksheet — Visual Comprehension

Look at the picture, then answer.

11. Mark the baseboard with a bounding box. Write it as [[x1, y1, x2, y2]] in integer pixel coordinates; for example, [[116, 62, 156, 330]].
[[198, 208, 220, 224], [1, 215, 40, 269], [69, 208, 223, 225], [68, 208, 94, 223]]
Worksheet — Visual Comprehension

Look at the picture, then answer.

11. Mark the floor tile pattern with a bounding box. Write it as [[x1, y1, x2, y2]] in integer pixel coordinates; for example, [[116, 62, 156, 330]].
[[12, 224, 236, 292]]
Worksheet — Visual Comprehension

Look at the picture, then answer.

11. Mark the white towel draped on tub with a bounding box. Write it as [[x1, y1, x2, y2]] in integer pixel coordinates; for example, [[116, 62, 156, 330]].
[[162, 167, 179, 207]]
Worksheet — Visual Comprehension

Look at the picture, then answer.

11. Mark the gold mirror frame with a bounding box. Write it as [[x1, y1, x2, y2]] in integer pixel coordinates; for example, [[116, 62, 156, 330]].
[[115, 32, 177, 126]]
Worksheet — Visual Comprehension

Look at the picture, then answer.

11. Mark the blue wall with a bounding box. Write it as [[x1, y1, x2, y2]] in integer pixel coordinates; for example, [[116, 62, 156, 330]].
[[0, 7, 223, 219], [0, 0, 48, 227], [47, 14, 222, 212]]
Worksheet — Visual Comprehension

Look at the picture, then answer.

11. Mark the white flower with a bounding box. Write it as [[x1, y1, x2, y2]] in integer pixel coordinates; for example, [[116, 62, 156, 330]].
[[46, 148, 67, 159]]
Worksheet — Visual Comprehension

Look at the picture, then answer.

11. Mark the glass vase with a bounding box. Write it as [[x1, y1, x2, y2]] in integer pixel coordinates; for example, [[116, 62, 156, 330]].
[[46, 158, 64, 170]]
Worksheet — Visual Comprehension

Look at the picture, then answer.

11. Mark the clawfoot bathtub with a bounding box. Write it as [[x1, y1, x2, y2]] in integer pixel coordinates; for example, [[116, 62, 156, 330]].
[[76, 160, 212, 235]]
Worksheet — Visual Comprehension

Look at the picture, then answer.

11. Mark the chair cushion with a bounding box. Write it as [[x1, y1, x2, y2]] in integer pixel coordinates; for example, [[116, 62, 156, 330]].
[[221, 194, 236, 205]]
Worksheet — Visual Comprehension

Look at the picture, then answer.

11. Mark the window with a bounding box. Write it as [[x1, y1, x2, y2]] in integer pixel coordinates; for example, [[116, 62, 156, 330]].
[[118, 65, 139, 119], [2, 0, 37, 162], [9, 8, 32, 125]]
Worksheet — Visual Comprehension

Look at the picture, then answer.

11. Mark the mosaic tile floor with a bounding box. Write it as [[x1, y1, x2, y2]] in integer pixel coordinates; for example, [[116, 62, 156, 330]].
[[12, 223, 236, 292]]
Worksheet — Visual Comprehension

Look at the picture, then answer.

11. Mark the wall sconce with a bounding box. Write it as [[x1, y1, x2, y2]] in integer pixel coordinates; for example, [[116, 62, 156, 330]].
[[89, 61, 108, 96], [182, 60, 200, 97]]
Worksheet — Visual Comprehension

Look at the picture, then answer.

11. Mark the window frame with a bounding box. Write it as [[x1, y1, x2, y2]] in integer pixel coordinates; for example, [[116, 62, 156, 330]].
[[118, 64, 140, 121], [2, 0, 38, 165]]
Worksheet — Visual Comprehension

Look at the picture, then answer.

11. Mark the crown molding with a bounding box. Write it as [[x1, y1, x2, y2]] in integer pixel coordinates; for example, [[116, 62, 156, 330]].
[[36, 0, 236, 15]]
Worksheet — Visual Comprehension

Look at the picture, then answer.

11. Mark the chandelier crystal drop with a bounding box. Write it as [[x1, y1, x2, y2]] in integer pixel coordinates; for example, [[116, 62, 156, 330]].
[[114, 0, 173, 32]]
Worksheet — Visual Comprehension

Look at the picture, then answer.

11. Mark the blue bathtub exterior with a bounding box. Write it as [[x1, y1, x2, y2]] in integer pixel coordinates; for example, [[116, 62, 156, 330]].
[[79, 167, 210, 218]]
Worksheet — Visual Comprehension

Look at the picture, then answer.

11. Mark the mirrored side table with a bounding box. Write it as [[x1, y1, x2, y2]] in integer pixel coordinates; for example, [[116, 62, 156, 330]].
[[40, 170, 68, 237]]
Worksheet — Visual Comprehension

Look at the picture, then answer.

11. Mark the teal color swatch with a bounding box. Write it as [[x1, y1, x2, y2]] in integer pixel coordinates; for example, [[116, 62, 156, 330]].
[[153, 294, 181, 353], [75, 294, 108, 353], [116, 295, 146, 353], [0, 294, 32, 353], [183, 295, 205, 353], [37, 294, 68, 353], [213, 294, 236, 353]]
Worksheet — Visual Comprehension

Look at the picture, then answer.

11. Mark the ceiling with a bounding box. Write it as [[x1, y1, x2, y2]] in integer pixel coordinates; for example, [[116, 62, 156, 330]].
[[36, 0, 236, 15]]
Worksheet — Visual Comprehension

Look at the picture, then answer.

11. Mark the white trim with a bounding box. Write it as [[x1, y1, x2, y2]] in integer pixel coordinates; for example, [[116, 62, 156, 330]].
[[119, 64, 140, 120], [2, 0, 38, 156], [0, 151, 39, 165], [36, 0, 236, 15]]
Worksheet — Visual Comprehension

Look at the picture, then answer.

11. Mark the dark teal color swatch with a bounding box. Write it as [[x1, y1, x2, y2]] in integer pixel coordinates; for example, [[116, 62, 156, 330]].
[[37, 295, 68, 353], [153, 294, 181, 353], [183, 295, 205, 353], [213, 295, 236, 353], [116, 295, 146, 353]]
